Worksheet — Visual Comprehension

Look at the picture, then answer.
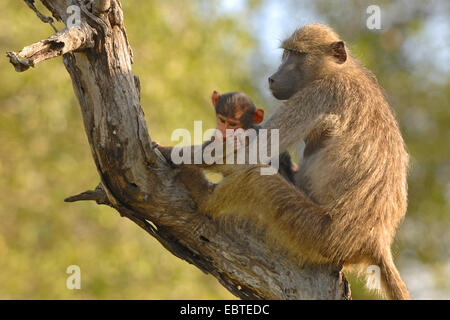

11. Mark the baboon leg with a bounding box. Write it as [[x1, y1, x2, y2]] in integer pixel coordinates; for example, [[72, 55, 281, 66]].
[[177, 166, 213, 205], [197, 167, 333, 260]]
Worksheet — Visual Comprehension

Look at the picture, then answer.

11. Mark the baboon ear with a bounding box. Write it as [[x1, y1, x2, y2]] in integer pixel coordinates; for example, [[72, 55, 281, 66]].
[[253, 108, 264, 124], [212, 91, 220, 108], [331, 41, 347, 64]]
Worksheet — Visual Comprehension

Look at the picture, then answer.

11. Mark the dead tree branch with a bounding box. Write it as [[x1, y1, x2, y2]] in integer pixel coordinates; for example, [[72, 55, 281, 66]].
[[5, 0, 351, 300], [7, 25, 95, 72]]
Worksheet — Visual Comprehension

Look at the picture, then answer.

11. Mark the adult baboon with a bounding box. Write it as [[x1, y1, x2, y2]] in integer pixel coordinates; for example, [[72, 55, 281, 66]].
[[163, 24, 410, 299]]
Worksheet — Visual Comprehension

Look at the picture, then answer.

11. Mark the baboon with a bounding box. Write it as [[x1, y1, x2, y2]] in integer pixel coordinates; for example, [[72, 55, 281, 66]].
[[157, 90, 298, 183], [212, 90, 264, 137], [211, 90, 297, 183], [161, 24, 410, 300]]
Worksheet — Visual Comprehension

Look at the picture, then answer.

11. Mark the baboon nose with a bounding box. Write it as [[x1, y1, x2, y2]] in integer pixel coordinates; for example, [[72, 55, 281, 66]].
[[268, 77, 274, 85]]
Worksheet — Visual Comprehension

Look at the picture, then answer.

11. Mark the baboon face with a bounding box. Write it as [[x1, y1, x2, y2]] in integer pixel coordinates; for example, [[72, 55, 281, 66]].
[[268, 50, 309, 100], [211, 91, 264, 138], [268, 25, 347, 101]]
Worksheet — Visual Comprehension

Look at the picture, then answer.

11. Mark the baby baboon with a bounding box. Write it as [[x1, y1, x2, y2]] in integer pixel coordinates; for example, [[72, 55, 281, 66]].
[[169, 24, 410, 299], [157, 90, 298, 183], [211, 90, 297, 183]]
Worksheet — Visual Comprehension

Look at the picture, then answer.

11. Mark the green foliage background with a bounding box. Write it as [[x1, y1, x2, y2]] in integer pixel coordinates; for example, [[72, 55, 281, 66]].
[[0, 0, 448, 299]]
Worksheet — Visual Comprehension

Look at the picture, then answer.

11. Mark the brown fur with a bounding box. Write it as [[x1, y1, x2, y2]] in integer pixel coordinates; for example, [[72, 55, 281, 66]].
[[214, 91, 297, 183], [177, 24, 410, 299]]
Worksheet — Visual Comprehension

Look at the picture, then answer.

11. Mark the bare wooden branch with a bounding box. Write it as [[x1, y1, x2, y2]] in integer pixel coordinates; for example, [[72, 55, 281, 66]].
[[6, 0, 352, 300], [64, 183, 111, 205], [6, 25, 95, 72]]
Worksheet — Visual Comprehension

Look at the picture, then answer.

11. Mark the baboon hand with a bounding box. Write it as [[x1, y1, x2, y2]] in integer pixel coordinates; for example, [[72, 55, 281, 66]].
[[177, 167, 212, 205], [152, 141, 178, 168]]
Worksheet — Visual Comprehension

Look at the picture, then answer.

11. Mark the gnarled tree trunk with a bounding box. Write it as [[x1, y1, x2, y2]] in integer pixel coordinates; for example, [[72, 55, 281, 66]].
[[6, 0, 351, 300]]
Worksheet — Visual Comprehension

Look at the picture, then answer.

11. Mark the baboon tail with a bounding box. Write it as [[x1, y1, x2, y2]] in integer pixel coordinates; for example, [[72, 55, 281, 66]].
[[378, 252, 411, 300]]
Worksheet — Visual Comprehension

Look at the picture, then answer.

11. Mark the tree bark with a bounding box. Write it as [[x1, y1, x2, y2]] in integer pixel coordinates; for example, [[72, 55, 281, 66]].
[[6, 0, 351, 300]]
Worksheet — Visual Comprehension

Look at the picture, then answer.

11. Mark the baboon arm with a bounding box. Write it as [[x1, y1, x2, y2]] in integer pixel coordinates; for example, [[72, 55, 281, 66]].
[[157, 141, 213, 168], [261, 82, 338, 155], [157, 142, 248, 177], [159, 82, 337, 172]]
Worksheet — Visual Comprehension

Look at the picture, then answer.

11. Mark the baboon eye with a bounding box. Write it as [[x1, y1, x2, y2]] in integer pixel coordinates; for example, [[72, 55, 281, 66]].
[[219, 117, 226, 123], [294, 51, 306, 56]]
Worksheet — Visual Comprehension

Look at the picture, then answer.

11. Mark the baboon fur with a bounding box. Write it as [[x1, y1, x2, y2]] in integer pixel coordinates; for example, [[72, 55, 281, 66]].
[[177, 24, 410, 300]]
